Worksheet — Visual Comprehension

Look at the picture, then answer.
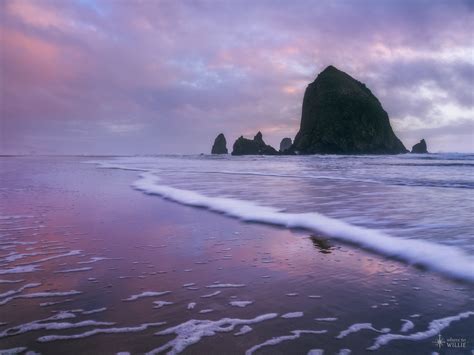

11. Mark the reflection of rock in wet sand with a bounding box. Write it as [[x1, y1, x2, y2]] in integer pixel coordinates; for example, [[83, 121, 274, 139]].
[[309, 235, 333, 254]]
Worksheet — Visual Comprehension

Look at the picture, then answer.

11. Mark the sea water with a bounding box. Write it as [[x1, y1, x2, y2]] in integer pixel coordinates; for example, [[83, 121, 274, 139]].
[[93, 153, 474, 282]]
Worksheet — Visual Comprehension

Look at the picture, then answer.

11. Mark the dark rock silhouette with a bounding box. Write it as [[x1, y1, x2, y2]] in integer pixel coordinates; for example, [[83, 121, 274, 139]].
[[292, 65, 407, 154], [232, 132, 278, 155], [211, 133, 228, 154], [279, 137, 292, 152], [411, 139, 428, 153]]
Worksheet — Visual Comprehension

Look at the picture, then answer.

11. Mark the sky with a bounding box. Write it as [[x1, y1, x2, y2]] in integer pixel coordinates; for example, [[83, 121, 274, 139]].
[[1, 0, 473, 154]]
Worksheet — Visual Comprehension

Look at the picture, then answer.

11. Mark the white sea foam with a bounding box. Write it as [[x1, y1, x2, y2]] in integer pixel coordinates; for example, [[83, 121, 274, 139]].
[[78, 256, 117, 264], [153, 301, 174, 309], [40, 299, 73, 307], [0, 282, 41, 298], [0, 290, 82, 306], [187, 302, 196, 310], [368, 311, 474, 350], [38, 322, 166, 342], [336, 323, 390, 339], [336, 349, 351, 355], [122, 291, 171, 301], [234, 325, 253, 336], [146, 313, 278, 355], [315, 317, 337, 322], [245, 329, 327, 355], [82, 307, 107, 315], [199, 309, 213, 314], [131, 172, 474, 283], [20, 250, 82, 265], [0, 265, 41, 275], [307, 350, 324, 355], [281, 312, 303, 319], [0, 312, 113, 338], [1, 252, 44, 263], [229, 301, 253, 308], [200, 291, 221, 298], [400, 319, 415, 332]]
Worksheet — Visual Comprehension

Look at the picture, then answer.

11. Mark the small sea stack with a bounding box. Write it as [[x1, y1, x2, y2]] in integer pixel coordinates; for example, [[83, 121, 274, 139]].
[[211, 133, 228, 154], [279, 138, 292, 153], [411, 139, 428, 153], [232, 132, 278, 155]]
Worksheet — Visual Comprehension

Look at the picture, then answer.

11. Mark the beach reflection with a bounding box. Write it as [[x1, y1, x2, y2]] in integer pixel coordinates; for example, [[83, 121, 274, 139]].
[[1, 156, 473, 354]]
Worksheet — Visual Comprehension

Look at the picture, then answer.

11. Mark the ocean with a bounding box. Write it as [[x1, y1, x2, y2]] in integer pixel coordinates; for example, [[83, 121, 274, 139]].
[[1, 155, 473, 354], [93, 153, 474, 282]]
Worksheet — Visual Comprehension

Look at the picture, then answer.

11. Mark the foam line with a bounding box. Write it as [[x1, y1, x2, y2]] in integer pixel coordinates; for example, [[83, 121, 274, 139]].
[[368, 311, 474, 350], [132, 172, 474, 283], [147, 313, 278, 355], [234, 325, 252, 336], [336, 323, 390, 339], [400, 319, 415, 332], [0, 311, 113, 338], [122, 291, 171, 301], [0, 265, 41, 275], [37, 322, 166, 342], [0, 282, 41, 299], [229, 301, 253, 308], [0, 290, 82, 306], [200, 291, 221, 298], [281, 312, 303, 319], [245, 329, 327, 355]]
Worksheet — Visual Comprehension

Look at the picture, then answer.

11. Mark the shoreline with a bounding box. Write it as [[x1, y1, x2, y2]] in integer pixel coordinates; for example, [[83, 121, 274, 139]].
[[0, 156, 473, 354]]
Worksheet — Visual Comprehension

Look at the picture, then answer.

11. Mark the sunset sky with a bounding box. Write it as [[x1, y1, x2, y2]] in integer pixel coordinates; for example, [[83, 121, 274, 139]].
[[1, 0, 473, 154]]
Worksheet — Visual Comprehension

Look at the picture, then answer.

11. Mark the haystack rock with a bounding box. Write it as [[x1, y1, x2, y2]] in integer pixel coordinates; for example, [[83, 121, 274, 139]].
[[211, 133, 228, 154], [411, 139, 428, 153], [279, 137, 292, 152], [292, 65, 407, 154], [232, 132, 278, 155]]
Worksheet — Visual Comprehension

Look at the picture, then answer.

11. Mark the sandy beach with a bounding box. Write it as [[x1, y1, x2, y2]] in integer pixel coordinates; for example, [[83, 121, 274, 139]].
[[0, 156, 473, 354]]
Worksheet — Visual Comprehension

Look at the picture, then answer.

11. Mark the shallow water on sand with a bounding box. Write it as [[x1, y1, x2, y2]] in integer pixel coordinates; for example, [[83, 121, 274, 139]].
[[97, 154, 474, 249], [0, 156, 473, 354], [93, 154, 474, 282]]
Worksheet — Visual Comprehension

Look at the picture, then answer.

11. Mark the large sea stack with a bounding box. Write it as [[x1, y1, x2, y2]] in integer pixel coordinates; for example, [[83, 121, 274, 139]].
[[211, 133, 228, 154], [292, 65, 407, 154], [232, 132, 278, 155]]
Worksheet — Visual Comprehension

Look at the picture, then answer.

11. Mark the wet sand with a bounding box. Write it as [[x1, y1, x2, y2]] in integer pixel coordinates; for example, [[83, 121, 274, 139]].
[[0, 156, 473, 354]]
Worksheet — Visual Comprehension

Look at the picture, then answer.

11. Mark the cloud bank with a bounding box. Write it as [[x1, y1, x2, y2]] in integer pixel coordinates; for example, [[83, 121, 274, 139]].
[[1, 0, 473, 154]]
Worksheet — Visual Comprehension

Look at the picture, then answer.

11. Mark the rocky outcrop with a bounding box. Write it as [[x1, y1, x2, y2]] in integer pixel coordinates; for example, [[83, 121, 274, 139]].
[[279, 137, 292, 152], [411, 139, 428, 153], [232, 132, 278, 155], [292, 65, 407, 154], [211, 133, 228, 154]]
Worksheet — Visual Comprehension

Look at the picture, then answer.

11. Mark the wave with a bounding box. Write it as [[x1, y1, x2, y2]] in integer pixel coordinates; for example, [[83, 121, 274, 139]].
[[132, 172, 474, 283], [175, 170, 473, 189], [176, 170, 381, 184]]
